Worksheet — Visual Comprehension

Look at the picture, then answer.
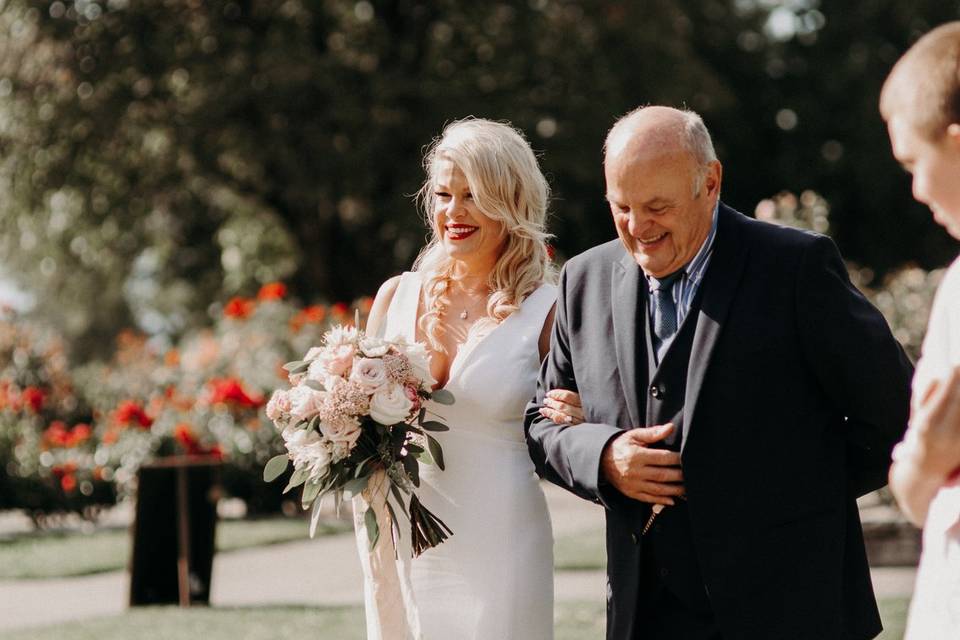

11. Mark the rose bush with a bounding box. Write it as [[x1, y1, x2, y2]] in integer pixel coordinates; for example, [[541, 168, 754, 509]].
[[0, 286, 373, 523]]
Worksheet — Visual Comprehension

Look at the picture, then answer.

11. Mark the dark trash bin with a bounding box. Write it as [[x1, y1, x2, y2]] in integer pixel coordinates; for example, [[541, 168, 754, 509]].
[[129, 456, 221, 607]]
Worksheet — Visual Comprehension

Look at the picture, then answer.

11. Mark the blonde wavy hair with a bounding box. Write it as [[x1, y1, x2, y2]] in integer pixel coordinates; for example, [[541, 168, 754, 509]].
[[412, 118, 556, 352]]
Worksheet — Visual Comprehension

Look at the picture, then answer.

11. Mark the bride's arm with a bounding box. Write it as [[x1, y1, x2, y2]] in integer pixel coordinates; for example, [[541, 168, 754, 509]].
[[536, 304, 585, 426], [365, 275, 403, 337]]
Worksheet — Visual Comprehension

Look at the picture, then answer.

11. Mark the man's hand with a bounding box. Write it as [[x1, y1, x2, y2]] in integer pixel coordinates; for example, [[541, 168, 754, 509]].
[[600, 423, 684, 505]]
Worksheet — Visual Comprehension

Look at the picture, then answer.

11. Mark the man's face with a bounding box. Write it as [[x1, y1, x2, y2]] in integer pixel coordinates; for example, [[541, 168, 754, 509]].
[[888, 115, 960, 240], [605, 148, 720, 277]]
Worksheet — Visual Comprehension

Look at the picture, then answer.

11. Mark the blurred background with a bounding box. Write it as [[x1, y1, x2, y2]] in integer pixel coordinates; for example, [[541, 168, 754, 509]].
[[0, 1, 957, 639]]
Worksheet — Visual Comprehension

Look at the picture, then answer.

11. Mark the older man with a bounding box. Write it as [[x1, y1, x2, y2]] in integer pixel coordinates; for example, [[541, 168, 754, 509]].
[[525, 106, 913, 639]]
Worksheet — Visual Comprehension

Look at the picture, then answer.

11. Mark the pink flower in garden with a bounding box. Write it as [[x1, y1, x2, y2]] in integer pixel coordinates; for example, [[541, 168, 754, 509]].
[[224, 296, 255, 319], [257, 282, 288, 301]]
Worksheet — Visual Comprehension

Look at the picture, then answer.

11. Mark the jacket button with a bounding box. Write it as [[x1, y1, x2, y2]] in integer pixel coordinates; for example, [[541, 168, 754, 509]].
[[649, 384, 661, 399], [659, 568, 669, 578], [630, 532, 639, 545]]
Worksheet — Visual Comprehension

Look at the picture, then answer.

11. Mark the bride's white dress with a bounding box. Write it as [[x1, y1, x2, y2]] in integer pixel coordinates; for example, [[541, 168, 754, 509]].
[[364, 270, 556, 640]]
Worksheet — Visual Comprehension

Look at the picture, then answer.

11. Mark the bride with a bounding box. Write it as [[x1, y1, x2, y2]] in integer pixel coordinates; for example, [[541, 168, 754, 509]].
[[358, 118, 581, 640]]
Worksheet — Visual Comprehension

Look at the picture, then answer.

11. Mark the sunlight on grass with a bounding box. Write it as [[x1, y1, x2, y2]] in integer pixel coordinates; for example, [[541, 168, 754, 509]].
[[0, 517, 348, 580]]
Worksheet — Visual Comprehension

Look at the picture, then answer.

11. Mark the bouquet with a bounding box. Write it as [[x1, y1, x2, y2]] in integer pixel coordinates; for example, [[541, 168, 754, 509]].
[[263, 321, 454, 556]]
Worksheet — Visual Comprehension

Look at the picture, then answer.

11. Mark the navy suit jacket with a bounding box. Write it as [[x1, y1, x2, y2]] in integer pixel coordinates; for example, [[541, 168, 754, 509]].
[[525, 204, 913, 640]]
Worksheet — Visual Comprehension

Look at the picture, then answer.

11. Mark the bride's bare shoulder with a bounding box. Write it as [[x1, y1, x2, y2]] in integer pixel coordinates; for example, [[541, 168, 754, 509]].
[[366, 275, 404, 335]]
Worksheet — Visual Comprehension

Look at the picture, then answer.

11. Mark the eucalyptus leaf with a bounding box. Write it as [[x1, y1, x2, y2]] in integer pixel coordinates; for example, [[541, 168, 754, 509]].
[[430, 388, 455, 405], [263, 454, 289, 482], [283, 467, 310, 493], [365, 506, 380, 550], [303, 379, 325, 391], [309, 496, 325, 539], [403, 454, 420, 487], [302, 481, 322, 507], [426, 434, 445, 471], [419, 448, 435, 466], [342, 475, 370, 498], [283, 360, 310, 374], [420, 420, 450, 432]]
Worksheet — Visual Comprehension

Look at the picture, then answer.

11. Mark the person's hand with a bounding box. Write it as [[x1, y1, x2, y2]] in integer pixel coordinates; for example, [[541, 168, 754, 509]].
[[906, 367, 960, 481], [539, 389, 585, 425], [600, 423, 684, 505]]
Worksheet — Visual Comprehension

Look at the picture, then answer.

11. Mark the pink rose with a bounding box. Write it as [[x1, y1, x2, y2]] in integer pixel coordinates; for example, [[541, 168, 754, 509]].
[[266, 390, 291, 421], [404, 385, 421, 413], [288, 385, 326, 422], [349, 357, 389, 394], [317, 344, 356, 378], [320, 416, 362, 447]]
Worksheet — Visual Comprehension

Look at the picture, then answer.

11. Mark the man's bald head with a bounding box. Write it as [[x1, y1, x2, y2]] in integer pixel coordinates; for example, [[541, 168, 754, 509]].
[[604, 106, 718, 195], [880, 21, 960, 141]]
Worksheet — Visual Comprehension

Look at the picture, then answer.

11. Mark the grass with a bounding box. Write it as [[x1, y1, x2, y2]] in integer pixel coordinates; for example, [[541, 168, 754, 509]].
[[554, 528, 606, 571], [0, 517, 350, 580], [0, 599, 912, 640]]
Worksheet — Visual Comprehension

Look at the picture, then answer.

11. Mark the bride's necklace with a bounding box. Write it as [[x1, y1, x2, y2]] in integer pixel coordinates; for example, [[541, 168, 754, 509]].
[[449, 275, 489, 321]]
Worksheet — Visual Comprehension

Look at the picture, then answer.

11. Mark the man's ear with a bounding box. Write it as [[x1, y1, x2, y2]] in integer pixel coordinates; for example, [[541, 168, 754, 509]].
[[705, 160, 723, 198]]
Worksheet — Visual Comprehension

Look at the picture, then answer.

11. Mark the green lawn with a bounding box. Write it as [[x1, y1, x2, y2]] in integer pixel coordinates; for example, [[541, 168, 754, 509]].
[[0, 517, 349, 580], [554, 528, 606, 571], [0, 599, 911, 640]]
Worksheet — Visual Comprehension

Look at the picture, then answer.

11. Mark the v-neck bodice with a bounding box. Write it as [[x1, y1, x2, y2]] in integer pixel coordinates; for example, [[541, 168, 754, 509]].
[[383, 271, 556, 442]]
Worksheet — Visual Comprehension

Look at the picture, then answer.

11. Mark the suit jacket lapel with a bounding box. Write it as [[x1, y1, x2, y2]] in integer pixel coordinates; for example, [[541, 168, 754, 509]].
[[682, 204, 749, 453], [611, 253, 646, 428]]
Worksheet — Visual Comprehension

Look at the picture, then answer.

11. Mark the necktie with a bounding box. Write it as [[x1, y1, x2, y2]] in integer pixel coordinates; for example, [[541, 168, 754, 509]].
[[650, 271, 682, 363]]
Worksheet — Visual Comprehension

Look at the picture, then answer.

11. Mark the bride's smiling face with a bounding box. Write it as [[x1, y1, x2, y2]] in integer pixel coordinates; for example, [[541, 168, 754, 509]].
[[433, 158, 506, 267]]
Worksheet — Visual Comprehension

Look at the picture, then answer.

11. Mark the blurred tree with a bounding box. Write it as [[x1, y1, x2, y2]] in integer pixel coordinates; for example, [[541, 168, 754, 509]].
[[0, 0, 956, 358]]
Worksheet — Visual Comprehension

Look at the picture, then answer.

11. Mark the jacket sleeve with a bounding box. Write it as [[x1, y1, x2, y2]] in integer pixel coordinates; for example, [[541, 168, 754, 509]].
[[795, 235, 913, 497], [524, 264, 623, 506]]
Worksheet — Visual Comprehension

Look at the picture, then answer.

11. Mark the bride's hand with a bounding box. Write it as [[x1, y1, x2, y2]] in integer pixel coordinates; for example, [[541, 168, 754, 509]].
[[539, 389, 585, 425]]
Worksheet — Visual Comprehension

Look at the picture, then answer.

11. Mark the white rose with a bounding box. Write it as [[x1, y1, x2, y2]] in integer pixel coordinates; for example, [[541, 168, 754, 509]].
[[266, 390, 291, 421], [359, 336, 390, 358], [369, 382, 414, 425], [349, 357, 389, 394], [288, 385, 326, 422]]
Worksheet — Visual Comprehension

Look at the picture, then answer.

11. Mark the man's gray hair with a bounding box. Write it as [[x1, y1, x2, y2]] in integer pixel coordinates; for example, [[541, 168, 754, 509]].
[[604, 106, 718, 195]]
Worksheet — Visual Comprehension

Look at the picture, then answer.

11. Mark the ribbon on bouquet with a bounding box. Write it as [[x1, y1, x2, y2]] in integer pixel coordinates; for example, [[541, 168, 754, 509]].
[[353, 469, 423, 640]]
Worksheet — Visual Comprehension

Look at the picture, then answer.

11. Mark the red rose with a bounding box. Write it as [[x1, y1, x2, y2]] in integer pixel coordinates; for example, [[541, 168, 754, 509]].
[[114, 400, 153, 429], [208, 377, 264, 408], [257, 282, 288, 301], [21, 386, 45, 413], [69, 423, 92, 446], [224, 297, 255, 319], [60, 474, 77, 493]]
